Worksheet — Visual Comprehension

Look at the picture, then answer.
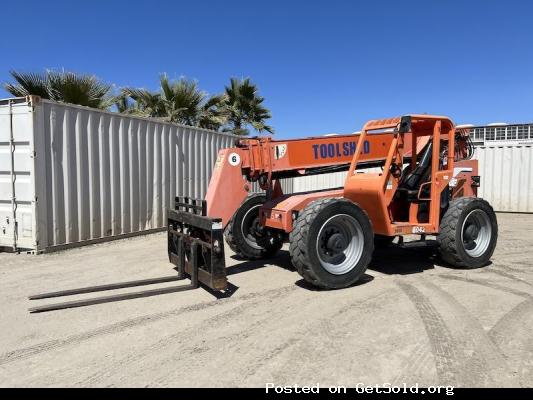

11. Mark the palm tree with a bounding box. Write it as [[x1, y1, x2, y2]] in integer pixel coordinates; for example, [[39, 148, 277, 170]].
[[121, 88, 165, 118], [197, 94, 227, 131], [159, 75, 203, 125], [122, 74, 227, 130], [221, 78, 273, 135], [3, 70, 113, 109]]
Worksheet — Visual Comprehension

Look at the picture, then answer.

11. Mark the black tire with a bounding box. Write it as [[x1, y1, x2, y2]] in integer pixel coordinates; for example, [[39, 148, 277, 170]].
[[289, 198, 374, 289], [374, 234, 395, 249], [224, 194, 284, 260], [438, 197, 498, 268]]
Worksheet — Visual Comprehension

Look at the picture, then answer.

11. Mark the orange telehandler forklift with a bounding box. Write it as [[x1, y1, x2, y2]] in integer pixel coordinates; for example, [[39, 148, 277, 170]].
[[167, 115, 497, 291], [28, 115, 498, 312]]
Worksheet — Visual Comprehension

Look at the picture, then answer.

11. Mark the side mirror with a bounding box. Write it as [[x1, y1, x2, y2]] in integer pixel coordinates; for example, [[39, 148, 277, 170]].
[[398, 116, 412, 133]]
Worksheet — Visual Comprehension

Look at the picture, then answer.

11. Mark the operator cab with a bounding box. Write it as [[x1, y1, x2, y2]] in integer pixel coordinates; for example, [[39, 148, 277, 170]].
[[344, 115, 459, 236], [396, 141, 433, 201]]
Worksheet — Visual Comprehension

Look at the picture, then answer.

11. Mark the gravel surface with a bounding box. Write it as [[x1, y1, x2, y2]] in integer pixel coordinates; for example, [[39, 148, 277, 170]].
[[0, 213, 531, 388]]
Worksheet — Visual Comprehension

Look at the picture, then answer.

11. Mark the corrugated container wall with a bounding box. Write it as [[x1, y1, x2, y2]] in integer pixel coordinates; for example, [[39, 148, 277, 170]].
[[289, 167, 382, 193], [476, 143, 533, 212], [0, 97, 240, 252]]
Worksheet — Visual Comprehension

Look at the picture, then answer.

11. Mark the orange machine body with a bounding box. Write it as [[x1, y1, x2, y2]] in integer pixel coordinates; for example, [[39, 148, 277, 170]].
[[205, 115, 478, 238], [343, 116, 474, 236], [207, 130, 427, 226]]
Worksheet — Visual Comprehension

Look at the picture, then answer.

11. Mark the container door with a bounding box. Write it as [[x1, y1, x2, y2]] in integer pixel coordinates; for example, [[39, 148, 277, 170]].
[[0, 98, 35, 251]]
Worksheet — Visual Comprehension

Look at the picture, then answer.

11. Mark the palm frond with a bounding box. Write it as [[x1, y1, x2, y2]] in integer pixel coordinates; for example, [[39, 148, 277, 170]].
[[4, 71, 50, 98], [220, 77, 273, 135], [3, 70, 113, 109], [122, 87, 165, 117]]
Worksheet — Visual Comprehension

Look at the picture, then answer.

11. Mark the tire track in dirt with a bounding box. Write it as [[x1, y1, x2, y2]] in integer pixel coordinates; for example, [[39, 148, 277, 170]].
[[0, 285, 297, 367], [488, 298, 533, 387], [393, 269, 530, 387], [78, 285, 301, 386], [396, 279, 518, 386], [391, 340, 433, 386], [420, 279, 516, 386], [490, 299, 533, 341], [437, 274, 532, 299], [509, 260, 533, 268], [396, 281, 459, 386], [493, 249, 531, 259], [493, 263, 532, 274], [266, 291, 395, 386], [485, 268, 533, 287], [148, 291, 392, 387], [437, 272, 532, 386]]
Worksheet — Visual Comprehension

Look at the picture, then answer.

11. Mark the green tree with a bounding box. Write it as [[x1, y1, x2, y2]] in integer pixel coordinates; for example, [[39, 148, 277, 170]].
[[120, 88, 165, 118], [3, 70, 113, 109], [4, 71, 275, 135], [221, 78, 273, 135], [122, 74, 226, 130]]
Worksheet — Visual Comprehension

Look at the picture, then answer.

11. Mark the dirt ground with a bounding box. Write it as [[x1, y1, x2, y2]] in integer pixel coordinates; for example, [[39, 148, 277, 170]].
[[0, 213, 531, 388]]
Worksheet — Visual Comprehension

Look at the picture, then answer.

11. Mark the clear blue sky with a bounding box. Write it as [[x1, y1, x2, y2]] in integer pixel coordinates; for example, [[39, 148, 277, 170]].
[[2, 0, 532, 138]]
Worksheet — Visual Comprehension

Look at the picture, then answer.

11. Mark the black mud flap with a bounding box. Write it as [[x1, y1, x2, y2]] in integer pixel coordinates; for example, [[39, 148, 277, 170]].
[[167, 197, 227, 291]]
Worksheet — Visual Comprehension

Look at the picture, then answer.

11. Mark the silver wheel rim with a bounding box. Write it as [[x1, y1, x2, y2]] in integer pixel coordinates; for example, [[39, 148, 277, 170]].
[[241, 204, 263, 250], [461, 209, 492, 257], [316, 214, 364, 275]]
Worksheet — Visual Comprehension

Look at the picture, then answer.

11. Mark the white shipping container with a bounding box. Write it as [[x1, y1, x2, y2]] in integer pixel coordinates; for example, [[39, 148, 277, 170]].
[[476, 144, 533, 213], [0, 97, 239, 252], [2, 98, 531, 253]]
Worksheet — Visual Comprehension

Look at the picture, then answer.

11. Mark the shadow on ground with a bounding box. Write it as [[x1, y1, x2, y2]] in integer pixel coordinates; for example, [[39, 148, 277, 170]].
[[226, 244, 442, 287], [369, 245, 437, 275], [227, 250, 294, 276]]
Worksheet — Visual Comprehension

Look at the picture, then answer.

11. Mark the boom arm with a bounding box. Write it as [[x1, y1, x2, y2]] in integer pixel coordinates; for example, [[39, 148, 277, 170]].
[[206, 130, 427, 227]]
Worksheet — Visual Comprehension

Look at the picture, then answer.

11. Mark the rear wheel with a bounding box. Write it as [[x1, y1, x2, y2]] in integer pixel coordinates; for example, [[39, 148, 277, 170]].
[[289, 198, 374, 289], [224, 194, 284, 260], [438, 197, 498, 268]]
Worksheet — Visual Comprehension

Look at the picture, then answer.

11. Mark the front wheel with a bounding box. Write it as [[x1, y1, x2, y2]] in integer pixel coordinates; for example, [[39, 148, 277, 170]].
[[438, 197, 498, 268], [289, 198, 374, 289], [224, 194, 284, 260]]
